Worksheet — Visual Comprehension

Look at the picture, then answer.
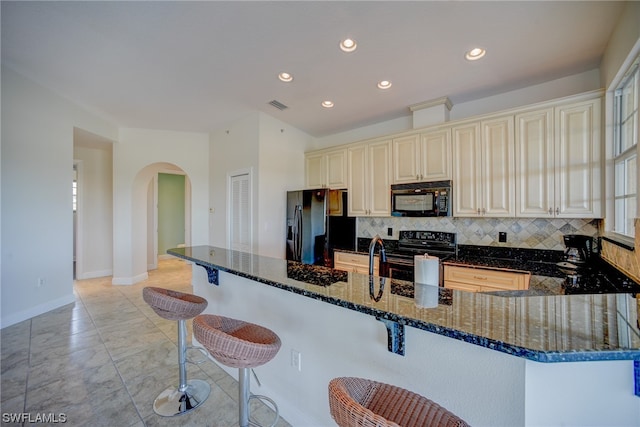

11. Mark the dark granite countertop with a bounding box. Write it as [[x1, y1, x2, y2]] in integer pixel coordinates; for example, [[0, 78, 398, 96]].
[[348, 240, 640, 296], [169, 245, 640, 363]]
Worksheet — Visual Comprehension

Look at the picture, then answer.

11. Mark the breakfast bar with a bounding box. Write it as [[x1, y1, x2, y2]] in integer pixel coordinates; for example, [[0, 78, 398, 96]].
[[169, 245, 640, 427]]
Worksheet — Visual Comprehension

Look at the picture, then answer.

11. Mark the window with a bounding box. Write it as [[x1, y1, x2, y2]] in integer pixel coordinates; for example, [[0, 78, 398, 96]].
[[613, 57, 639, 237], [72, 166, 78, 212]]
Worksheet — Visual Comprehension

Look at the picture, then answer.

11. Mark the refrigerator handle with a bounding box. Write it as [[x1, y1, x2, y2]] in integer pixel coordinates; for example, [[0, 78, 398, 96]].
[[293, 205, 302, 261]]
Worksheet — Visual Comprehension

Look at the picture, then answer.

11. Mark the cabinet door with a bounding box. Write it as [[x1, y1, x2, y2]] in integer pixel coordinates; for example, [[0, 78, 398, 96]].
[[515, 109, 554, 217], [421, 129, 451, 181], [481, 116, 515, 217], [305, 153, 324, 189], [392, 134, 421, 184], [554, 99, 602, 218], [368, 140, 392, 216], [326, 149, 348, 189], [347, 145, 368, 216], [452, 123, 481, 216]]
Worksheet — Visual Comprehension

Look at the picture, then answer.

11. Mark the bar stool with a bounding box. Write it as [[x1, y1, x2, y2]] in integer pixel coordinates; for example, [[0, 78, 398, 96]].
[[328, 377, 470, 427], [193, 314, 281, 427], [142, 287, 210, 417]]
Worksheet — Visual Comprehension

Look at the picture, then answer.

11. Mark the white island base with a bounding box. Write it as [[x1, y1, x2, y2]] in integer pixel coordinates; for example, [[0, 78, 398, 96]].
[[191, 265, 639, 427]]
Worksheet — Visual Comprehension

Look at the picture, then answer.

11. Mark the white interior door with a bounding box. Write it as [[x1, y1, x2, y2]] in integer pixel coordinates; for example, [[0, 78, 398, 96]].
[[228, 170, 252, 252]]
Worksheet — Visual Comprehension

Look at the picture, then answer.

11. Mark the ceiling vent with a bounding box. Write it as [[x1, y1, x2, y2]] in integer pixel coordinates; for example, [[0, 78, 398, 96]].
[[268, 100, 288, 111]]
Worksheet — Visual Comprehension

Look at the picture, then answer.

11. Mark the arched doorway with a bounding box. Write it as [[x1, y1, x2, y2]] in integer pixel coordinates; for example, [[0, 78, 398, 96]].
[[129, 162, 191, 278]]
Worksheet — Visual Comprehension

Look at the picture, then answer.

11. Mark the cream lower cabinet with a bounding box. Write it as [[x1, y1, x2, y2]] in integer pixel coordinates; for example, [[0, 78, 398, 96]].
[[392, 129, 451, 184], [444, 265, 531, 293], [305, 148, 348, 189], [452, 116, 515, 217], [515, 97, 602, 218], [334, 251, 379, 275], [347, 140, 392, 216]]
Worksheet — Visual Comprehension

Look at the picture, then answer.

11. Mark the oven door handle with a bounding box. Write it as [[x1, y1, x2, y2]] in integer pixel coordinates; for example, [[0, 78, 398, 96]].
[[379, 261, 390, 278]]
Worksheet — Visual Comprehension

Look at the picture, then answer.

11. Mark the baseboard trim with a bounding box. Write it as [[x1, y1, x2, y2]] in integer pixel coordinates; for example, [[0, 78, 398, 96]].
[[1, 293, 76, 329], [112, 272, 148, 286], [76, 269, 113, 280]]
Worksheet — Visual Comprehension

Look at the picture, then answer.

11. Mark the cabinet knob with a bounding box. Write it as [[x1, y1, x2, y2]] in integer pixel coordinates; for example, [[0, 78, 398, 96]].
[[473, 275, 488, 280], [477, 208, 481, 215], [548, 208, 553, 215], [555, 207, 560, 215]]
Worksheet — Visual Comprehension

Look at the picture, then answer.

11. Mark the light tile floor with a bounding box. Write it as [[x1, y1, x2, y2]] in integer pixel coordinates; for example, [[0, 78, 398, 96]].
[[1, 259, 291, 427]]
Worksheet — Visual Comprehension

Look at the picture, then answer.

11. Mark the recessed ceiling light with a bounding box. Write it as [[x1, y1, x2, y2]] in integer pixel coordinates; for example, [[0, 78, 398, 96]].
[[321, 101, 334, 108], [465, 47, 486, 61], [278, 72, 293, 82], [339, 38, 357, 53], [377, 80, 392, 89]]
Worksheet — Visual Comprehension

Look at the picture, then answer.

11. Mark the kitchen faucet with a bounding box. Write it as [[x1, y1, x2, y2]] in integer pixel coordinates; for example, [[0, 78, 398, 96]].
[[368, 235, 387, 301], [368, 235, 387, 276]]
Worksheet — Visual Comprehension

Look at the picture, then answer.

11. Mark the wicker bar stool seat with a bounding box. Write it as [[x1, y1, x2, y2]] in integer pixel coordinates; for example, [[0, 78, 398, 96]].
[[328, 377, 470, 427], [143, 287, 208, 321], [142, 287, 210, 417], [194, 314, 281, 427]]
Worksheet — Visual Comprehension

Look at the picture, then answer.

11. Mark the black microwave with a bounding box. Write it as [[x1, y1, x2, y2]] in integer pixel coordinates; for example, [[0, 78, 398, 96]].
[[390, 181, 452, 217]]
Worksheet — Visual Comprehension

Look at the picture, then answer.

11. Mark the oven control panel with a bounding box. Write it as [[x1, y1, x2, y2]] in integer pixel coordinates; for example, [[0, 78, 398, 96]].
[[399, 231, 456, 244]]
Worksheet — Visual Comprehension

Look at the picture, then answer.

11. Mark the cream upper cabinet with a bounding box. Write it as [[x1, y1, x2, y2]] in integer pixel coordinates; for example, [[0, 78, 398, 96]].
[[421, 129, 452, 181], [515, 108, 554, 217], [347, 140, 392, 217], [452, 122, 481, 216], [305, 152, 324, 188], [392, 129, 451, 184], [453, 116, 515, 217], [305, 91, 602, 218], [554, 99, 601, 217], [516, 97, 602, 218], [305, 148, 348, 189], [392, 134, 421, 183]]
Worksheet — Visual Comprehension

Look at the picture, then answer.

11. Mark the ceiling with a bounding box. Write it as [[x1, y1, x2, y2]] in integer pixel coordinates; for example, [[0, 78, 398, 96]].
[[1, 1, 626, 138]]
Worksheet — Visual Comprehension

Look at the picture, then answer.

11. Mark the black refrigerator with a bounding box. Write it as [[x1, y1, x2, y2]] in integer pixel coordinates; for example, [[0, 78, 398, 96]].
[[286, 189, 356, 266]]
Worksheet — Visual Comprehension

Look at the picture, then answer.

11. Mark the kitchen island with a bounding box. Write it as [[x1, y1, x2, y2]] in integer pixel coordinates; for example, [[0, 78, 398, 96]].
[[169, 245, 640, 427]]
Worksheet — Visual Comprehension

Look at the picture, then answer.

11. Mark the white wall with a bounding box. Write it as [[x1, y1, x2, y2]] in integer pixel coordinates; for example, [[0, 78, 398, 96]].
[[209, 113, 260, 249], [450, 69, 601, 121], [600, 1, 640, 91], [257, 113, 308, 257], [312, 69, 601, 151], [209, 112, 309, 256], [73, 143, 113, 279], [112, 128, 209, 285], [525, 360, 639, 427], [1, 66, 118, 327]]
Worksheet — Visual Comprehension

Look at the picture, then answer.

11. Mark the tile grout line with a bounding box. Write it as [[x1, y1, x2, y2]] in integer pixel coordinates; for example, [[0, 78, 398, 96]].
[[74, 282, 147, 426]]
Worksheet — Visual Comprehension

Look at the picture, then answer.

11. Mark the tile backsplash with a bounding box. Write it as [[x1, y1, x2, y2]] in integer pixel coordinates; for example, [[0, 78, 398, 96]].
[[600, 219, 640, 283], [357, 217, 600, 251]]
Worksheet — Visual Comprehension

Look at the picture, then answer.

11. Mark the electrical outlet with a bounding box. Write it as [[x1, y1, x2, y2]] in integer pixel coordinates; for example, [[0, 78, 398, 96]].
[[291, 349, 302, 371], [387, 227, 393, 237], [37, 277, 45, 287], [498, 232, 507, 243]]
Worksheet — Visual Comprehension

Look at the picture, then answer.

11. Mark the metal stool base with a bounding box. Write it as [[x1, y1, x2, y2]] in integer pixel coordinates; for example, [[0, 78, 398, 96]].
[[153, 379, 211, 417], [239, 368, 279, 427]]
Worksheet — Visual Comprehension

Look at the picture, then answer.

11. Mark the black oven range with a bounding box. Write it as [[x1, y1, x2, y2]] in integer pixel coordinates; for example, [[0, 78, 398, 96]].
[[384, 231, 457, 283]]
